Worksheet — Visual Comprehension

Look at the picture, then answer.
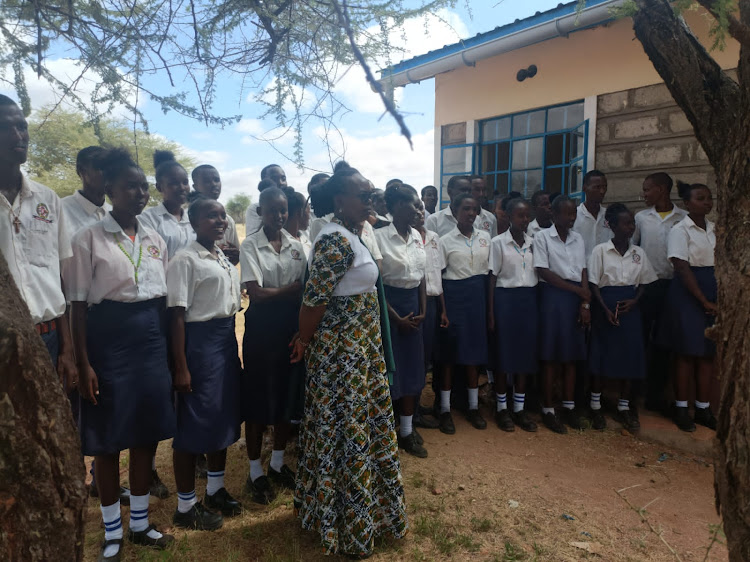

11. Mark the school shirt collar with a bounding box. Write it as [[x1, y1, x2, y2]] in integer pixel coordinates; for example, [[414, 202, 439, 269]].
[[501, 229, 532, 249], [438, 206, 458, 223], [154, 202, 190, 223], [72, 190, 107, 216], [604, 239, 636, 258], [643, 204, 681, 221], [450, 226, 477, 240], [549, 224, 576, 244], [385, 222, 416, 243], [102, 212, 150, 237], [190, 240, 220, 260], [256, 226, 294, 251], [578, 202, 604, 221], [1, 174, 36, 208], [683, 215, 714, 234]]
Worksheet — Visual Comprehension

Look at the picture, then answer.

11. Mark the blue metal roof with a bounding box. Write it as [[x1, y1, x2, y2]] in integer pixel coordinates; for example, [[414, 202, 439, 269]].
[[379, 0, 614, 79]]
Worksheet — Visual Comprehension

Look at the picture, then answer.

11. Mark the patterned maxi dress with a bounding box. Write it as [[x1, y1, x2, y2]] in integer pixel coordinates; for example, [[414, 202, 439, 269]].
[[295, 226, 408, 557]]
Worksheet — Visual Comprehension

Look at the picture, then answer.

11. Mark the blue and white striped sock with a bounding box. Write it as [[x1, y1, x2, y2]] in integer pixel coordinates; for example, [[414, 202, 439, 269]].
[[513, 392, 525, 413], [496, 392, 507, 412], [562, 400, 575, 410], [177, 489, 197, 514], [206, 470, 225, 497], [617, 399, 630, 412], [101, 501, 122, 557], [590, 392, 602, 411], [129, 493, 163, 540]]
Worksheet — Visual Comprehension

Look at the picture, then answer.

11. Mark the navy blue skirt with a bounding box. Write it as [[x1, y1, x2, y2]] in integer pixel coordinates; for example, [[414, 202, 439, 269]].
[[422, 296, 438, 364], [494, 286, 538, 374], [173, 316, 242, 454], [539, 283, 587, 362], [439, 275, 488, 365], [80, 298, 176, 456], [589, 286, 646, 379], [659, 266, 716, 357], [385, 285, 425, 401], [243, 297, 304, 424]]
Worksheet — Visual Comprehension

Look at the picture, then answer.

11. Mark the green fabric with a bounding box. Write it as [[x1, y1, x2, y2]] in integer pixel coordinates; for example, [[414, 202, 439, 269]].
[[375, 271, 396, 385]]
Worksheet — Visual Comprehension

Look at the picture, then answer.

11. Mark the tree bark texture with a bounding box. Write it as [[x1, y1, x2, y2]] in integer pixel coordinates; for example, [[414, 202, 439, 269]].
[[0, 252, 86, 561], [633, 2, 750, 560]]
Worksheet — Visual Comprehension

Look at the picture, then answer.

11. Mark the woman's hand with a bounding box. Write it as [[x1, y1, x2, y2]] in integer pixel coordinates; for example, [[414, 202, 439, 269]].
[[396, 313, 418, 332], [604, 307, 619, 327], [617, 299, 637, 315], [440, 312, 450, 328], [411, 313, 426, 327], [578, 305, 591, 328], [577, 286, 591, 303], [78, 363, 99, 405], [290, 333, 309, 363], [703, 300, 718, 316], [173, 365, 192, 393]]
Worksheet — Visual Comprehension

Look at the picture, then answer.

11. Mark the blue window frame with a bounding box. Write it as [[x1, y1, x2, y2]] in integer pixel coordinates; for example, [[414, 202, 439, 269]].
[[439, 143, 475, 208]]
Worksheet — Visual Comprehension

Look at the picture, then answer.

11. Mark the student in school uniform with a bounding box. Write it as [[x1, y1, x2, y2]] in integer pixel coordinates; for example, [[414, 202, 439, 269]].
[[283, 187, 312, 258], [437, 192, 491, 434], [62, 146, 111, 236], [573, 170, 613, 260], [167, 197, 243, 531], [632, 172, 687, 412], [533, 195, 590, 434], [67, 148, 176, 561], [245, 164, 288, 231], [375, 184, 428, 457], [372, 188, 390, 222], [426, 175, 480, 237], [661, 182, 717, 432], [493, 191, 522, 236], [488, 198, 538, 433], [139, 150, 194, 258], [527, 190, 553, 237], [421, 185, 438, 217], [470, 175, 499, 235], [190, 164, 241, 265], [240, 187, 307, 504], [588, 204, 658, 432]]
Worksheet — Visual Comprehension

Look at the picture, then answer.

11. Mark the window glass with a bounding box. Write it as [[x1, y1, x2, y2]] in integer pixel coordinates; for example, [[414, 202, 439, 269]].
[[545, 134, 565, 167], [513, 110, 545, 137], [512, 138, 543, 170], [482, 118, 511, 142], [442, 146, 471, 174], [545, 167, 565, 193]]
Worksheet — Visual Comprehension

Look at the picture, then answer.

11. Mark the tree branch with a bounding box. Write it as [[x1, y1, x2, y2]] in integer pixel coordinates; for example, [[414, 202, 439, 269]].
[[695, 0, 750, 48]]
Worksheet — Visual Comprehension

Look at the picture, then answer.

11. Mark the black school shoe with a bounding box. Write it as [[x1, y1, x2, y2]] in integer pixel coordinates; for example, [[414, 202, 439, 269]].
[[673, 406, 696, 432], [149, 470, 170, 499], [268, 465, 296, 491], [173, 501, 224, 531], [694, 407, 717, 430], [96, 539, 123, 562], [127, 524, 175, 549], [245, 474, 276, 505], [614, 409, 640, 431], [512, 410, 538, 432], [398, 432, 428, 458], [466, 409, 487, 430], [204, 487, 243, 517], [494, 409, 515, 432], [562, 408, 586, 430], [413, 428, 424, 445], [439, 412, 455, 435], [590, 409, 607, 430], [414, 411, 440, 429], [542, 411, 568, 434]]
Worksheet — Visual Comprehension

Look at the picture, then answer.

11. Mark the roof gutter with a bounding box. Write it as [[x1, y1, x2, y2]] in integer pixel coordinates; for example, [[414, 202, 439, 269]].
[[378, 0, 624, 89]]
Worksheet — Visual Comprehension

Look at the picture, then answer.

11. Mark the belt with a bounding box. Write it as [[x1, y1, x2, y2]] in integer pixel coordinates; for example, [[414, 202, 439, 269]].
[[35, 319, 57, 335]]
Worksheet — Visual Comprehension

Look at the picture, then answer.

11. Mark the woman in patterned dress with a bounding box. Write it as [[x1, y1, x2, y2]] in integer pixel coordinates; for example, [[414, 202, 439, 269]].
[[290, 164, 407, 558]]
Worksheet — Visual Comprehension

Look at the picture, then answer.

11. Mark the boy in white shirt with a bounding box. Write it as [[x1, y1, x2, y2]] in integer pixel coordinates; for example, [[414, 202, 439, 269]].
[[62, 146, 111, 236], [573, 170, 613, 260]]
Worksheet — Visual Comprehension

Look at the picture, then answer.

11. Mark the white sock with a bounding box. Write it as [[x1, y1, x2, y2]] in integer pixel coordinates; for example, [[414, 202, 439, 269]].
[[440, 390, 451, 413], [101, 501, 123, 557], [496, 393, 508, 412], [206, 470, 225, 496], [270, 449, 285, 473], [676, 400, 688, 408], [695, 400, 710, 410], [400, 415, 413, 438], [249, 458, 264, 482], [151, 456, 156, 471], [542, 407, 555, 415], [617, 399, 630, 412], [487, 370, 495, 384], [468, 388, 479, 410], [590, 392, 602, 411], [129, 493, 162, 539], [562, 401, 575, 410], [513, 392, 525, 413], [177, 490, 197, 514]]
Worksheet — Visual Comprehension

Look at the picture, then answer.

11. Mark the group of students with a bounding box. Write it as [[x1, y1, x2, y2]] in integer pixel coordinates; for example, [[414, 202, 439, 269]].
[[0, 89, 719, 560]]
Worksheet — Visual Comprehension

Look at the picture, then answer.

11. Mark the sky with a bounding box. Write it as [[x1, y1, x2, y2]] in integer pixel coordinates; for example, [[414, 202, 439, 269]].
[[4, 0, 563, 205]]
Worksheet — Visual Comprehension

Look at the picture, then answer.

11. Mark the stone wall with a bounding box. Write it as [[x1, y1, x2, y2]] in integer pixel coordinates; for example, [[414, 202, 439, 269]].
[[595, 82, 717, 209]]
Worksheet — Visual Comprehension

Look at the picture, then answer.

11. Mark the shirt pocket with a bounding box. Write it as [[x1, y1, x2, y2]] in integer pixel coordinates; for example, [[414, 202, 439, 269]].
[[25, 218, 55, 267]]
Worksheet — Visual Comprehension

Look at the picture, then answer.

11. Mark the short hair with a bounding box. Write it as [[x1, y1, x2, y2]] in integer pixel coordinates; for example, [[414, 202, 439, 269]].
[[447, 175, 471, 192], [548, 191, 562, 204], [0, 94, 18, 107], [582, 169, 606, 187], [187, 197, 223, 227], [530, 189, 549, 207], [450, 192, 478, 211], [258, 178, 277, 192], [258, 186, 287, 208], [95, 147, 140, 186], [645, 172, 674, 192], [191, 164, 217, 183], [604, 202, 632, 227], [500, 191, 522, 211], [385, 178, 403, 189], [76, 146, 105, 172], [505, 197, 530, 217], [421, 185, 437, 197], [283, 187, 307, 217], [153, 150, 184, 183], [677, 181, 711, 202], [313, 163, 361, 216], [469, 174, 485, 182], [260, 164, 283, 179], [332, 160, 350, 173], [384, 183, 418, 213], [551, 194, 575, 214]]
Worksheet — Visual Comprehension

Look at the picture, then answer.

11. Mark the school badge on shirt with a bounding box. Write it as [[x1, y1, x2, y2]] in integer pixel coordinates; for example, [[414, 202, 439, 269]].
[[632, 253, 641, 264], [147, 245, 161, 259], [479, 238, 488, 247], [481, 221, 490, 231], [32, 203, 53, 223], [290, 249, 301, 260]]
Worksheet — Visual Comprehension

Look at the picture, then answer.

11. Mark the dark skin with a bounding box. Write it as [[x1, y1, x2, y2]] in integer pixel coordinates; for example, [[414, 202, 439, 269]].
[[413, 203, 449, 329], [535, 200, 590, 409], [589, 210, 645, 400], [441, 196, 481, 395], [642, 177, 674, 213], [171, 200, 232, 496], [470, 177, 489, 211], [494, 198, 510, 234], [671, 186, 716, 404], [156, 165, 190, 219], [193, 166, 240, 264], [488, 202, 532, 397], [372, 189, 388, 217], [583, 175, 608, 217], [285, 201, 311, 240], [77, 162, 107, 207], [533, 193, 553, 228], [0, 104, 77, 390], [290, 173, 374, 363], [421, 187, 438, 214], [263, 165, 287, 188], [73, 166, 153, 507]]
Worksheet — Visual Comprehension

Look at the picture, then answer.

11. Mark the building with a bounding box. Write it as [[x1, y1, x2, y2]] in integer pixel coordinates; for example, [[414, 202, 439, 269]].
[[379, 0, 738, 208]]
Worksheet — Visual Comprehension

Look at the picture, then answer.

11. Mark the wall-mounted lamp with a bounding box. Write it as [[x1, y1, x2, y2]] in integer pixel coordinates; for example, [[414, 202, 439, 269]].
[[516, 64, 538, 82]]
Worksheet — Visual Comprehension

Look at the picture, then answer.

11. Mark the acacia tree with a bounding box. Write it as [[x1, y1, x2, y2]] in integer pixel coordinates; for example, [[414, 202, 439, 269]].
[[620, 1, 750, 559]]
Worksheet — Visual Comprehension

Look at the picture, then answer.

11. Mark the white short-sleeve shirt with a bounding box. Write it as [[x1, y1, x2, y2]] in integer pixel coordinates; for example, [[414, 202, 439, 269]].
[[309, 213, 332, 242], [477, 208, 499, 238], [375, 224, 426, 289], [61, 190, 112, 237], [0, 176, 72, 323], [221, 214, 240, 248], [533, 225, 587, 282], [440, 227, 491, 280], [360, 220, 382, 261], [490, 230, 538, 288], [66, 214, 168, 304], [667, 216, 715, 267], [573, 203, 613, 260], [633, 206, 688, 279], [527, 219, 549, 237], [240, 227, 306, 288], [426, 206, 496, 238], [139, 202, 195, 260], [166, 241, 241, 322], [423, 229, 445, 297], [588, 241, 658, 288], [244, 204, 261, 237]]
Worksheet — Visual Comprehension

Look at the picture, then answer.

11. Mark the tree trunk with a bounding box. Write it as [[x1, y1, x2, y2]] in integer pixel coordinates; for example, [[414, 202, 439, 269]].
[[0, 252, 87, 561], [631, 2, 750, 559]]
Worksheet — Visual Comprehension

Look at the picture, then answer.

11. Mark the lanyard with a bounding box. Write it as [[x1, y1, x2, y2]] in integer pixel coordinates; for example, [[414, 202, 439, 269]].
[[114, 233, 143, 286]]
